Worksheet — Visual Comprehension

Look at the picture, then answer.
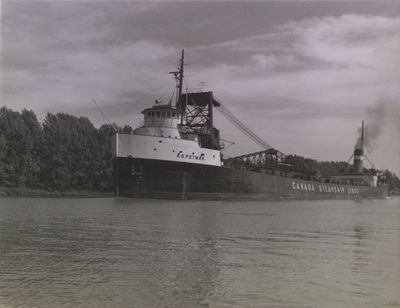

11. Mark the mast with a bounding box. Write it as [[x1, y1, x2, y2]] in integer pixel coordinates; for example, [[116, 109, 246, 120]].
[[177, 49, 184, 105], [361, 120, 364, 150], [169, 49, 185, 124], [178, 49, 184, 124]]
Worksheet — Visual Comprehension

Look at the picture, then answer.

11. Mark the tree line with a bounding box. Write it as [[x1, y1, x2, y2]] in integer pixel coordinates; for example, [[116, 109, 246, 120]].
[[0, 107, 132, 192], [286, 154, 354, 177], [0, 107, 399, 193]]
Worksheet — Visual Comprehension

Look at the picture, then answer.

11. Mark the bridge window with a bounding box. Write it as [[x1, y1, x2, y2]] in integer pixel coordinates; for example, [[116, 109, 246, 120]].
[[151, 111, 155, 117], [161, 112, 165, 117], [172, 112, 176, 118], [156, 111, 160, 118], [167, 112, 171, 118]]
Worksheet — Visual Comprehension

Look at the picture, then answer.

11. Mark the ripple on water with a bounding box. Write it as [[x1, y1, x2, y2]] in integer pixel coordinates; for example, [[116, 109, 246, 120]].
[[0, 197, 399, 307]]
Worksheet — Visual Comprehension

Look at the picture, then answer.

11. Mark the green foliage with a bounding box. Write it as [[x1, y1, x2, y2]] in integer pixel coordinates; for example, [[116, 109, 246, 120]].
[[21, 109, 42, 187], [383, 170, 400, 192], [285, 154, 352, 177], [0, 107, 38, 188], [41, 113, 105, 191], [0, 108, 121, 192], [98, 124, 117, 191]]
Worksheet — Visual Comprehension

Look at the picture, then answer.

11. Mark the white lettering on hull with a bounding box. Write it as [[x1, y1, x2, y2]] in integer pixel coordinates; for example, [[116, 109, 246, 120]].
[[291, 181, 315, 192], [177, 151, 206, 161], [291, 181, 359, 194]]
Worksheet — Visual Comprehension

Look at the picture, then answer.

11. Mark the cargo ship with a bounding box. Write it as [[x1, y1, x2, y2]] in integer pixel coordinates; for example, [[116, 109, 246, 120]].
[[111, 50, 387, 200]]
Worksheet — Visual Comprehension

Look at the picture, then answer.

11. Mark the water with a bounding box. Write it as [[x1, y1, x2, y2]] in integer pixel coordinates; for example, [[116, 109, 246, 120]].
[[0, 197, 399, 308]]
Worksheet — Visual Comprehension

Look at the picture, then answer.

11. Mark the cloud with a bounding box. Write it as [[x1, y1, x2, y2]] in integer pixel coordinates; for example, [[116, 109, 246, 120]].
[[184, 14, 400, 114], [1, 2, 399, 174]]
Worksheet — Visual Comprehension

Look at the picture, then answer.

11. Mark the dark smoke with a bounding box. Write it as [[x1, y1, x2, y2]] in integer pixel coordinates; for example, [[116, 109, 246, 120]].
[[355, 98, 388, 151]]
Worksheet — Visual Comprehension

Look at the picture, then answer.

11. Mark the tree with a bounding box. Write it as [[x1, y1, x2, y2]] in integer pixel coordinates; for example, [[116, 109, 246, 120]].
[[41, 113, 69, 190], [0, 107, 34, 189], [384, 170, 400, 192], [21, 109, 42, 187], [40, 113, 104, 191], [97, 124, 116, 191]]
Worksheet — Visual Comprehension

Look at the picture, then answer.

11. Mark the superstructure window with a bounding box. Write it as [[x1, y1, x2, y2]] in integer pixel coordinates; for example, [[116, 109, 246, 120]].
[[151, 111, 155, 117], [167, 112, 171, 118], [156, 111, 160, 118], [172, 112, 176, 118], [161, 112, 165, 117]]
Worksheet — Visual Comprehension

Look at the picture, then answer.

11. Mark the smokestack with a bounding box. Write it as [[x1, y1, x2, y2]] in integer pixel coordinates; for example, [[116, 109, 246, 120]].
[[353, 121, 364, 173]]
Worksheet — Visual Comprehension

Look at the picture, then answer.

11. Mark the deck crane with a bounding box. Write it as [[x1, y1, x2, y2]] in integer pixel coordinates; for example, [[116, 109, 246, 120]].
[[215, 100, 288, 174], [217, 102, 274, 150]]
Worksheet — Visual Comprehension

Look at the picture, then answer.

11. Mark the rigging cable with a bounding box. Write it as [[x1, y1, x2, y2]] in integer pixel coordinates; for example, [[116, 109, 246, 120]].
[[92, 98, 118, 133], [91, 98, 119, 200], [347, 154, 354, 164], [167, 87, 176, 106], [157, 80, 176, 102], [364, 146, 376, 169], [214, 98, 274, 150]]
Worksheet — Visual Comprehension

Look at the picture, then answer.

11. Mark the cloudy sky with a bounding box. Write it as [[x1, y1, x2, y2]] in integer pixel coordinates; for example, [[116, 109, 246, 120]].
[[1, 1, 400, 174]]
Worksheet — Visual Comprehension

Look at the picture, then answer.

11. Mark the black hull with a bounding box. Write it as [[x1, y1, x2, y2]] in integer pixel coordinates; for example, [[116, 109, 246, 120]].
[[114, 158, 388, 200]]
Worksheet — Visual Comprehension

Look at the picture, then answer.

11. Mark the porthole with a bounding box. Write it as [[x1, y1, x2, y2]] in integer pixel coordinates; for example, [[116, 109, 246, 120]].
[[154, 148, 157, 151]]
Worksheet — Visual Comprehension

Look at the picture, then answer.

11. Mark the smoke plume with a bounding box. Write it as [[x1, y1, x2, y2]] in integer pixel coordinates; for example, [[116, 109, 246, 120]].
[[355, 97, 389, 151]]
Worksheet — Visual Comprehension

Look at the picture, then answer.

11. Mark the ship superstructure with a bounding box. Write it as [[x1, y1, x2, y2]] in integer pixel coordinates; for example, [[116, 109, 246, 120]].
[[111, 50, 387, 200], [113, 50, 222, 169]]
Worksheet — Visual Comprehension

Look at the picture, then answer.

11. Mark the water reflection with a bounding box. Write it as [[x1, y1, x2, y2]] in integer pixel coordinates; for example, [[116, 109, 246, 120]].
[[163, 207, 220, 307]]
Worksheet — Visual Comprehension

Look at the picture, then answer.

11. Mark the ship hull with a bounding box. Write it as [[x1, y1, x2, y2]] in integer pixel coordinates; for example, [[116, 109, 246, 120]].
[[115, 158, 387, 200]]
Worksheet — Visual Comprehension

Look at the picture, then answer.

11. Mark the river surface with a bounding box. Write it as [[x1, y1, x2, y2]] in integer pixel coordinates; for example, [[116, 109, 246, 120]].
[[0, 197, 399, 308]]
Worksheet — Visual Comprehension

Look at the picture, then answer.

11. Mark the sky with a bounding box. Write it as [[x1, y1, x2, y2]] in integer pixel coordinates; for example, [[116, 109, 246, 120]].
[[1, 1, 400, 175]]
